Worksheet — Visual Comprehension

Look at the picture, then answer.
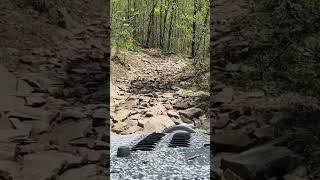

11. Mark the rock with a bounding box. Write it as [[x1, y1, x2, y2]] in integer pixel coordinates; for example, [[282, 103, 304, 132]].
[[212, 87, 234, 106], [17, 151, 82, 180], [221, 145, 302, 180], [0, 160, 20, 180], [212, 130, 255, 152], [25, 96, 46, 107], [57, 7, 79, 29], [0, 143, 16, 161], [8, 118, 24, 130], [167, 110, 179, 119], [213, 152, 237, 168], [124, 119, 138, 127], [0, 65, 19, 95], [25, 120, 50, 135], [122, 125, 143, 135], [94, 140, 109, 150], [171, 117, 184, 125], [112, 122, 127, 133], [111, 109, 131, 122], [224, 169, 244, 180], [145, 103, 167, 117], [180, 115, 194, 124], [8, 106, 50, 121], [229, 110, 241, 120], [60, 109, 86, 120], [173, 101, 192, 110], [0, 113, 13, 130], [214, 114, 230, 129], [92, 108, 108, 127], [143, 115, 175, 133], [137, 119, 148, 127], [179, 107, 204, 119], [163, 103, 173, 110], [0, 95, 25, 112], [127, 114, 141, 121], [283, 174, 308, 180], [59, 164, 103, 180], [123, 99, 139, 108], [0, 129, 30, 143], [253, 125, 275, 141], [52, 121, 91, 144], [69, 138, 94, 148], [92, 108, 108, 120], [211, 167, 224, 180]]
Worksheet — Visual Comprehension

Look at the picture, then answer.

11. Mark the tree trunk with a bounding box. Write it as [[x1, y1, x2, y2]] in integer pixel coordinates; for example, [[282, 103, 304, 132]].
[[191, 0, 197, 58]]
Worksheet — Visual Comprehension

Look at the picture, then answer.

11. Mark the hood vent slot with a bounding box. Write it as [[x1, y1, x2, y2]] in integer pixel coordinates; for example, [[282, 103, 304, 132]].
[[131, 133, 165, 151], [169, 132, 191, 147]]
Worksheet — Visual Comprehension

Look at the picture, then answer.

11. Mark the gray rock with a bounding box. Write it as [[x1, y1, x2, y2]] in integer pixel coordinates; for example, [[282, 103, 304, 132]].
[[173, 101, 192, 110], [92, 108, 108, 127], [17, 151, 83, 180], [0, 143, 16, 161], [59, 164, 103, 180], [212, 87, 234, 105], [0, 95, 25, 112], [52, 121, 91, 144], [60, 109, 86, 120], [221, 145, 302, 180], [214, 114, 230, 129], [254, 126, 275, 141], [212, 130, 255, 152], [0, 129, 30, 143], [224, 169, 244, 180], [25, 96, 46, 107], [0, 160, 20, 180], [0, 65, 19, 95]]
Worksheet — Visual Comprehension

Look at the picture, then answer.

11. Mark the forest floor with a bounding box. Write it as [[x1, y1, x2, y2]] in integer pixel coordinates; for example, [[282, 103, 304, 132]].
[[111, 47, 320, 179]]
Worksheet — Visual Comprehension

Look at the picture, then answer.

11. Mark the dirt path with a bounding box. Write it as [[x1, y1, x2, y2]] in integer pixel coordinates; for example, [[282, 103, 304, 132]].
[[110, 48, 210, 135]]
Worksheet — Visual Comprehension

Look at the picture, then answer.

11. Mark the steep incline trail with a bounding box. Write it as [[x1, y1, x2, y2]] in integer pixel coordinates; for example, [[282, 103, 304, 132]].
[[110, 48, 210, 135]]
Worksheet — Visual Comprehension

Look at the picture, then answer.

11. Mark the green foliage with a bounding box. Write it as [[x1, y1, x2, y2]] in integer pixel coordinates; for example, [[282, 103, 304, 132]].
[[111, 0, 209, 61]]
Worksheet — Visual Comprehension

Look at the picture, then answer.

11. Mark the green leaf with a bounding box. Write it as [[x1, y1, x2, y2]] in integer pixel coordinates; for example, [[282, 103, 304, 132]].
[[154, 6, 160, 14]]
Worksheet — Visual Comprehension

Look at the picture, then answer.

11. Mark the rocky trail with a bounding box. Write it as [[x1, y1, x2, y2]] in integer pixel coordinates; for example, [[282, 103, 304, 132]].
[[110, 48, 210, 135], [0, 1, 109, 179], [110, 47, 320, 179]]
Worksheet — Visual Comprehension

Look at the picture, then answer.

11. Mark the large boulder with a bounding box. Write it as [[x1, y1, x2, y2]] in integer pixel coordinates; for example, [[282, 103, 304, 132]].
[[143, 115, 175, 133], [221, 145, 302, 180]]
